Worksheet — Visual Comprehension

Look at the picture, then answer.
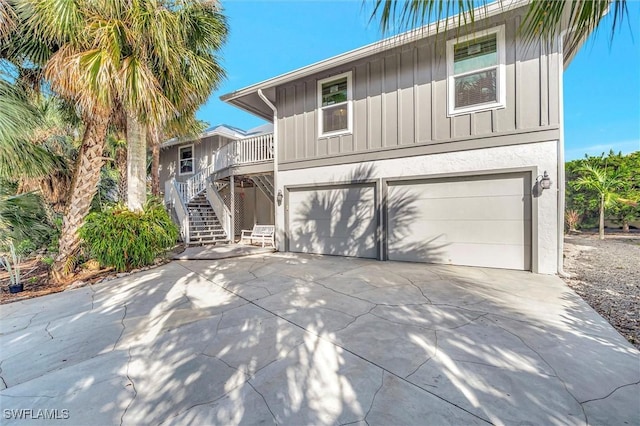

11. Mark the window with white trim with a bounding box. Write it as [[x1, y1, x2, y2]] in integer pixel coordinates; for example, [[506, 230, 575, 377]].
[[318, 72, 352, 136], [447, 25, 505, 115], [178, 144, 194, 175]]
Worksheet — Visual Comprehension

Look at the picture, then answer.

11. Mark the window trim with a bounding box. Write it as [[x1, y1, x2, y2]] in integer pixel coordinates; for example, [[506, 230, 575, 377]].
[[178, 144, 195, 176], [317, 71, 353, 138], [446, 25, 506, 116]]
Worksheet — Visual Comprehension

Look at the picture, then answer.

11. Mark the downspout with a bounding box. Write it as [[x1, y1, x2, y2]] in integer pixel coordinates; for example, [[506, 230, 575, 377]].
[[557, 30, 569, 278], [257, 89, 279, 250]]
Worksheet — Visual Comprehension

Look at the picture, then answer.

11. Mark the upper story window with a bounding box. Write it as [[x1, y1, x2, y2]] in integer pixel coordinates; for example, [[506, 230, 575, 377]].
[[179, 144, 194, 175], [447, 25, 505, 116], [318, 72, 352, 137]]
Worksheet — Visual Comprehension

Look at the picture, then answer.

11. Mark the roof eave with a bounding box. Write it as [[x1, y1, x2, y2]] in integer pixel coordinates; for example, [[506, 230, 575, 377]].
[[220, 0, 531, 105]]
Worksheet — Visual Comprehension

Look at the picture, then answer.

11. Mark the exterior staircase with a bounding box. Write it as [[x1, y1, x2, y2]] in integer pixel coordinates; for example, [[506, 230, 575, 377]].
[[186, 194, 228, 245]]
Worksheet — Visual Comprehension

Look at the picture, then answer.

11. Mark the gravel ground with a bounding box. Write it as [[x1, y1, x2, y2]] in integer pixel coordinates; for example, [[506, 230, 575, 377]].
[[562, 231, 640, 349]]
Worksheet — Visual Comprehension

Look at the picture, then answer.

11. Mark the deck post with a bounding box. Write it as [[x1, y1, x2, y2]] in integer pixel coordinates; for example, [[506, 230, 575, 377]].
[[230, 174, 235, 241]]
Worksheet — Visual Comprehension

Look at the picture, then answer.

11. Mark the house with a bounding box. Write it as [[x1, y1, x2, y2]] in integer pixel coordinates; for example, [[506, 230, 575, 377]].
[[160, 123, 275, 244], [162, 0, 584, 274]]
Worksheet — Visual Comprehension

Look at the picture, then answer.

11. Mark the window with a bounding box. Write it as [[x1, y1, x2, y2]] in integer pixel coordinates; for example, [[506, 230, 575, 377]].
[[447, 26, 505, 115], [178, 144, 194, 175], [318, 72, 352, 136]]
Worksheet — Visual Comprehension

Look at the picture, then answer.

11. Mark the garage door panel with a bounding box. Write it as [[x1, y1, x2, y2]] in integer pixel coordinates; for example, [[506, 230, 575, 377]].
[[389, 241, 529, 269], [387, 173, 531, 270], [398, 175, 531, 198], [393, 219, 532, 246], [290, 235, 378, 258], [404, 196, 531, 221], [288, 185, 377, 259]]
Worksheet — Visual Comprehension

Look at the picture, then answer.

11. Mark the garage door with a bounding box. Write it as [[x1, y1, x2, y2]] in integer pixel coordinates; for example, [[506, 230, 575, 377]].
[[387, 173, 531, 270], [287, 184, 378, 258]]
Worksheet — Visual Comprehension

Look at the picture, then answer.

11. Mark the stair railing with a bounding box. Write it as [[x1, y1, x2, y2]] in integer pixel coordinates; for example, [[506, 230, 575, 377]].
[[205, 177, 233, 242], [165, 179, 190, 244], [177, 133, 274, 204]]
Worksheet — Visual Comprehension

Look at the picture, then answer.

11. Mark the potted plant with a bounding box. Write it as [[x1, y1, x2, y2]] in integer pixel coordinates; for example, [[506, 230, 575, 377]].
[[1, 242, 23, 293]]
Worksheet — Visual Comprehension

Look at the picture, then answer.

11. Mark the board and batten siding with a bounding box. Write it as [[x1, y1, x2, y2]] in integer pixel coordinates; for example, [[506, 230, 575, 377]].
[[159, 135, 233, 189], [276, 10, 562, 169]]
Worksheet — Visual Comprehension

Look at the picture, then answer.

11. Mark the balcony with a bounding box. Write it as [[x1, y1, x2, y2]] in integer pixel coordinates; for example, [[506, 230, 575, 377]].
[[213, 132, 274, 172], [169, 132, 274, 205]]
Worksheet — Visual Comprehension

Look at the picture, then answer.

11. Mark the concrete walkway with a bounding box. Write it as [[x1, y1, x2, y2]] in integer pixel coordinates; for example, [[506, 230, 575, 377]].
[[1, 254, 638, 425]]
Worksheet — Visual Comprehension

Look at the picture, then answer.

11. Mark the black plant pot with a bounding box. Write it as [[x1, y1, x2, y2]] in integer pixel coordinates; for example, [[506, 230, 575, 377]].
[[8, 284, 24, 294]]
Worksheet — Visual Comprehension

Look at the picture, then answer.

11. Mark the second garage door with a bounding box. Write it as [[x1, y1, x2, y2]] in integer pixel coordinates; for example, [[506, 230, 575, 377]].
[[287, 183, 378, 258], [387, 173, 532, 270]]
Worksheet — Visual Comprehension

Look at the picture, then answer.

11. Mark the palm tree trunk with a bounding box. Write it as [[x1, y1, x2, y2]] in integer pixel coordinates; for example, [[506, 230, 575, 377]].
[[116, 143, 127, 203], [126, 114, 147, 211], [622, 220, 629, 233], [148, 127, 161, 196], [52, 114, 109, 283], [599, 194, 605, 240]]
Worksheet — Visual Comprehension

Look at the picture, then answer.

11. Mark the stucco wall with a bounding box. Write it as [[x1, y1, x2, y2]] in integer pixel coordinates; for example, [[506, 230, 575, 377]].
[[276, 140, 559, 274]]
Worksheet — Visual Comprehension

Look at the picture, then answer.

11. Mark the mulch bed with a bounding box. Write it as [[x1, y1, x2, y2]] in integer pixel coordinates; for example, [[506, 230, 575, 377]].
[[0, 244, 186, 304]]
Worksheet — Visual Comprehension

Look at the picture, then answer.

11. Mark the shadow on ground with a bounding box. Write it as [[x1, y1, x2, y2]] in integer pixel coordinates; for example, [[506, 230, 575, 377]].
[[0, 254, 638, 425]]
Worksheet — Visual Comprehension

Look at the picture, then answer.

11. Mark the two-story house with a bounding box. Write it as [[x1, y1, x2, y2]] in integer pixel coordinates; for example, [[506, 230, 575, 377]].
[[162, 0, 582, 275]]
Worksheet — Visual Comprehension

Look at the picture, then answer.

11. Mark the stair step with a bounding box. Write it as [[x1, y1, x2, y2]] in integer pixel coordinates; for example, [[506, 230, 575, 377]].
[[190, 231, 226, 235], [189, 237, 228, 243]]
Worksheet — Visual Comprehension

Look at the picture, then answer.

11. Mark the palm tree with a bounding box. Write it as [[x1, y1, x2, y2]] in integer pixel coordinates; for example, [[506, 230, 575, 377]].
[[369, 1, 628, 56], [0, 77, 56, 180], [9, 0, 227, 281], [574, 163, 626, 240]]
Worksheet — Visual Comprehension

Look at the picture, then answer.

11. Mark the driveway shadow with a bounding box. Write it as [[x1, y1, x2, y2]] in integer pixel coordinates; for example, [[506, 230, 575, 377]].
[[0, 256, 638, 425]]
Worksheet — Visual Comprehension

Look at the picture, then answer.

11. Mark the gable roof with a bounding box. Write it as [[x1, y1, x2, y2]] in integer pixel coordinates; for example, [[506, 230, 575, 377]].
[[161, 123, 273, 148]]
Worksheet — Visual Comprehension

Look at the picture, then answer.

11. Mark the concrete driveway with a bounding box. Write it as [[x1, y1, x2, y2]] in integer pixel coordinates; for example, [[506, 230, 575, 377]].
[[1, 254, 638, 425]]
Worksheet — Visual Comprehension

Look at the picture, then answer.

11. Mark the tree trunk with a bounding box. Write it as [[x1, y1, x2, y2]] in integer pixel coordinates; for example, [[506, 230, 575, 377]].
[[116, 143, 127, 203], [149, 127, 161, 196], [622, 220, 630, 233], [599, 194, 605, 240], [52, 114, 109, 283], [126, 114, 147, 211]]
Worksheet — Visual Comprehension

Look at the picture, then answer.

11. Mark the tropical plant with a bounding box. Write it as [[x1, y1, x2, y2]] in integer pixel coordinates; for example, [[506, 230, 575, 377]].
[[0, 241, 21, 289], [368, 1, 628, 55], [574, 163, 627, 239], [0, 77, 56, 180], [566, 151, 640, 236], [565, 209, 580, 232], [5, 0, 227, 282], [79, 199, 179, 272], [0, 182, 53, 248]]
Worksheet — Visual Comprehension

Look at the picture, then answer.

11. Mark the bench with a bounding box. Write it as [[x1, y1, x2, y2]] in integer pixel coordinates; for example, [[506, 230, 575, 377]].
[[240, 225, 275, 248]]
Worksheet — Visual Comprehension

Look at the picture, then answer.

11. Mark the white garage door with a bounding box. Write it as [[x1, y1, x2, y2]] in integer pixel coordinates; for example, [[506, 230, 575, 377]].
[[387, 173, 531, 270], [287, 184, 378, 258]]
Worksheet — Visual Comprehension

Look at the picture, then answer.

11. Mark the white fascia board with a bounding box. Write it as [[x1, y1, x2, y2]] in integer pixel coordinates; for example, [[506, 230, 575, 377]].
[[220, 0, 530, 104]]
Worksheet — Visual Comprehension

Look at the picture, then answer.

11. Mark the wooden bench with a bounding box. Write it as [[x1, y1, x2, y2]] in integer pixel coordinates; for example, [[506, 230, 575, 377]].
[[240, 225, 275, 248]]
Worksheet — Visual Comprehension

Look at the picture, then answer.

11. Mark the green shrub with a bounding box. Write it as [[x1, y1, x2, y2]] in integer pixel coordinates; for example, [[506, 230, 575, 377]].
[[79, 199, 179, 272], [15, 239, 37, 256]]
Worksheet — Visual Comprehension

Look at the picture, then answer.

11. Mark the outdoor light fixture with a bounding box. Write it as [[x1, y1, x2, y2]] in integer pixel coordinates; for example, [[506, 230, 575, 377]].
[[537, 171, 553, 191], [277, 189, 283, 206]]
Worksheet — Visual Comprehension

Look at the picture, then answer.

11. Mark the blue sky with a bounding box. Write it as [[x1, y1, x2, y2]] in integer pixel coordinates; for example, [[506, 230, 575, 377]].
[[197, 0, 640, 161]]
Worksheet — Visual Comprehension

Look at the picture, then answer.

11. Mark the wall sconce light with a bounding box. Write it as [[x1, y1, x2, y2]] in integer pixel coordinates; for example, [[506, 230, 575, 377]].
[[277, 189, 283, 206], [536, 171, 553, 191]]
